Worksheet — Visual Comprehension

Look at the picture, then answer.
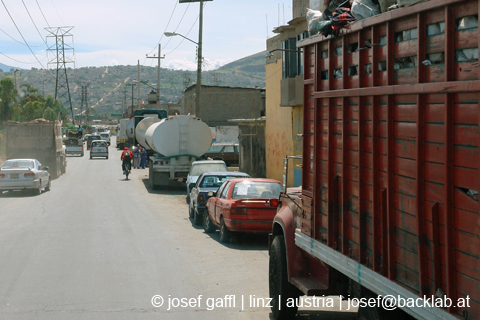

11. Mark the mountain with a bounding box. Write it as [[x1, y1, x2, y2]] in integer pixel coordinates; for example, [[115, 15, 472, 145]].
[[0, 51, 266, 116], [217, 51, 266, 79], [0, 62, 21, 72]]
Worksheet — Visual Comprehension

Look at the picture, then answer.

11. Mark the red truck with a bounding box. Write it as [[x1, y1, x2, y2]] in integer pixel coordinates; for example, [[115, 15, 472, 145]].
[[269, 0, 479, 319]]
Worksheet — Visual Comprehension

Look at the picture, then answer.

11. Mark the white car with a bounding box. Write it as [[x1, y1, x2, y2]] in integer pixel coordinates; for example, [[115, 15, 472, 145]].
[[100, 132, 111, 146], [90, 140, 109, 159], [0, 159, 51, 195]]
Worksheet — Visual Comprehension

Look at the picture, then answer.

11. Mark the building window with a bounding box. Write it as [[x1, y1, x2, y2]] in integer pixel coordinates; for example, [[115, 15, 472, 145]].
[[282, 33, 307, 78]]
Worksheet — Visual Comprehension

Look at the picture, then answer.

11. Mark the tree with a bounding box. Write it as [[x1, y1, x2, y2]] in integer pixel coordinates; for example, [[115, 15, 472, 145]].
[[0, 77, 15, 122]]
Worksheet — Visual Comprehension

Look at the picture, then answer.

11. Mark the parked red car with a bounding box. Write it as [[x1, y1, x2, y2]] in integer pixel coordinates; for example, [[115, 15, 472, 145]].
[[204, 178, 283, 242]]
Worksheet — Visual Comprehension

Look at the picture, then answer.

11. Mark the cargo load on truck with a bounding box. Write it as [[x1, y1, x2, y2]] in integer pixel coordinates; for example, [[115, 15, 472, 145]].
[[5, 119, 66, 179], [269, 0, 480, 319]]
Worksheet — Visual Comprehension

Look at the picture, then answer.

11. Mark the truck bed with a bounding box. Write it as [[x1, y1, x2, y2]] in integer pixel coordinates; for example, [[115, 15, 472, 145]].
[[298, 0, 479, 318]]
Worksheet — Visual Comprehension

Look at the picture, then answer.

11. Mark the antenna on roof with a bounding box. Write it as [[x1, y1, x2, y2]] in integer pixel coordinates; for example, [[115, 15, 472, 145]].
[[266, 14, 269, 39]]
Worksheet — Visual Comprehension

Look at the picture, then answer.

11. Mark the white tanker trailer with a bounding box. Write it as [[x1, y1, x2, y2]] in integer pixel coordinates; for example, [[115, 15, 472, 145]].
[[137, 115, 212, 188]]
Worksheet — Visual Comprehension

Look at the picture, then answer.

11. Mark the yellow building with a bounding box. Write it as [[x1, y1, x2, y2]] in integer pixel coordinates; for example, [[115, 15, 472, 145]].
[[265, 0, 308, 187]]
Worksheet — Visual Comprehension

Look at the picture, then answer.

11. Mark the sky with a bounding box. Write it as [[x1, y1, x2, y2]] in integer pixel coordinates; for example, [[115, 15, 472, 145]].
[[0, 0, 293, 71]]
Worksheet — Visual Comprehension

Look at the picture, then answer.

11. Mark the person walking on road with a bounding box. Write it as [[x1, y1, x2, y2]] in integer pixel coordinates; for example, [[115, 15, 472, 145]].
[[140, 147, 147, 169], [133, 144, 141, 169]]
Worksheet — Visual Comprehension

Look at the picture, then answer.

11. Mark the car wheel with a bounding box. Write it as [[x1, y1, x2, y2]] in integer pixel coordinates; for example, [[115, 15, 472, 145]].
[[45, 178, 51, 191], [90, 155, 92, 159], [269, 235, 300, 319], [81, 152, 84, 157], [186, 195, 190, 204], [219, 218, 231, 243], [189, 202, 194, 218], [204, 212, 215, 233], [34, 181, 42, 196], [193, 208, 202, 226], [106, 155, 109, 159]]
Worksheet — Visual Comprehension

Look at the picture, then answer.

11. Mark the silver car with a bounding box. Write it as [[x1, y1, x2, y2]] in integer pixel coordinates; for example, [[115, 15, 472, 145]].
[[90, 140, 109, 159], [0, 159, 51, 195]]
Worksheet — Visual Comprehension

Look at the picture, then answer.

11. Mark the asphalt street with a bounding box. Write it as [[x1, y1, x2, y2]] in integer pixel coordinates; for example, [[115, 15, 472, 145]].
[[0, 138, 357, 320]]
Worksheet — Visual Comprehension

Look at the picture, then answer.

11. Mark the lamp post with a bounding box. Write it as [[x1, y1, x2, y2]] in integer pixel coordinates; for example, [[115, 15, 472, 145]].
[[164, 28, 203, 117]]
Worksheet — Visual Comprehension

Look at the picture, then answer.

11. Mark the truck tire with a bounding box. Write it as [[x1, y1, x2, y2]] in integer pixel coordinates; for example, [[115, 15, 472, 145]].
[[269, 235, 299, 319], [219, 218, 231, 243]]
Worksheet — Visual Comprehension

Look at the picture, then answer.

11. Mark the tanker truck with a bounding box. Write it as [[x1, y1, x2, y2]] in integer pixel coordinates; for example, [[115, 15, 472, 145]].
[[137, 115, 212, 189], [126, 109, 167, 148]]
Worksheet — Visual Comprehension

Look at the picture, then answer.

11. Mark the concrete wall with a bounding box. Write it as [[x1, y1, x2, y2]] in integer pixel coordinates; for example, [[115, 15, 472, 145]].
[[183, 85, 265, 127], [265, 59, 294, 186], [238, 120, 266, 178]]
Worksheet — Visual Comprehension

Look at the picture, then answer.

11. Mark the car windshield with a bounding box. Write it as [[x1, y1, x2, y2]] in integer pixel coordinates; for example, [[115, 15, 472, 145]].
[[200, 175, 247, 188], [92, 141, 106, 147], [100, 134, 108, 138], [2, 160, 35, 169], [207, 145, 223, 152], [190, 163, 227, 176], [231, 181, 283, 199]]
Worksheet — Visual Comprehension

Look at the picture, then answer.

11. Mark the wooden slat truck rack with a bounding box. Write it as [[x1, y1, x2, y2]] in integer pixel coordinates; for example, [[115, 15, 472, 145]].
[[268, 0, 479, 319]]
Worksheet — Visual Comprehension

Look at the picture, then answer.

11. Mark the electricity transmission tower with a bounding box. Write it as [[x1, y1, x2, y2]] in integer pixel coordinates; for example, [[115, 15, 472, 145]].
[[46, 27, 75, 124]]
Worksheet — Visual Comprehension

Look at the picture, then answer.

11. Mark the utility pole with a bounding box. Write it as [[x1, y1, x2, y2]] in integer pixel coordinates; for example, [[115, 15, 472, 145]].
[[147, 44, 164, 109], [80, 85, 84, 125], [196, 0, 204, 118], [137, 61, 141, 111], [46, 26, 75, 125]]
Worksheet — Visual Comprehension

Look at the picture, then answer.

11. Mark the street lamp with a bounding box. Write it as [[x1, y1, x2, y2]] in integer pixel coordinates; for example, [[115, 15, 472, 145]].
[[164, 28, 203, 117]]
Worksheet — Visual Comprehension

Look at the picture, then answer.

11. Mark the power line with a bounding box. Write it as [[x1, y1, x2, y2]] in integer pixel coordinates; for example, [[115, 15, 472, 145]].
[[146, 0, 179, 56], [0, 26, 43, 47], [0, 51, 45, 64], [35, 0, 51, 28], [1, 0, 48, 70], [164, 12, 200, 56], [21, 0, 48, 45], [162, 3, 191, 51], [50, 0, 65, 25]]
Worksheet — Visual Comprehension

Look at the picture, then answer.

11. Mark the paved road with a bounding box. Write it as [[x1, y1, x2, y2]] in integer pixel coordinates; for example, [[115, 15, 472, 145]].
[[0, 140, 357, 320]]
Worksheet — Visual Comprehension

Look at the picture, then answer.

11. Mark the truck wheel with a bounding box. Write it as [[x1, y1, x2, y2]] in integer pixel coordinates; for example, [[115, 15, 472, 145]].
[[269, 235, 299, 319], [193, 208, 202, 226], [204, 212, 215, 233], [219, 218, 231, 243]]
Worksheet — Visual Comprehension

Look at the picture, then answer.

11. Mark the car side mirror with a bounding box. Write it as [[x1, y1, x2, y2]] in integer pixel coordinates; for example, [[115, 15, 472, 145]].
[[189, 183, 196, 190], [208, 191, 216, 197], [41, 166, 49, 171]]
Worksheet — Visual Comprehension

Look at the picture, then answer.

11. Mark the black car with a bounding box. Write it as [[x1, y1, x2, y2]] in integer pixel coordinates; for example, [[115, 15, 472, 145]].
[[203, 143, 239, 167], [189, 171, 250, 225]]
